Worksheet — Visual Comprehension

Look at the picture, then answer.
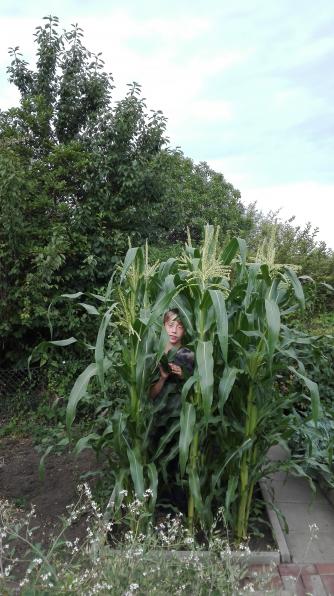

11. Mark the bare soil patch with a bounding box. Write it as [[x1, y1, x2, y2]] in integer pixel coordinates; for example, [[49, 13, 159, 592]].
[[0, 436, 98, 547]]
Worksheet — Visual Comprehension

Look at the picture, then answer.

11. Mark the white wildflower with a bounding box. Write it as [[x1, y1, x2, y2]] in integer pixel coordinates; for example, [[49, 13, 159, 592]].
[[19, 578, 29, 587], [144, 488, 153, 498]]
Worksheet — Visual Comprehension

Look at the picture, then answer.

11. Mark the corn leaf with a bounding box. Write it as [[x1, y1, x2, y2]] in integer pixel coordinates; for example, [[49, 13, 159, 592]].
[[288, 366, 321, 424], [244, 264, 261, 309], [171, 294, 194, 335], [78, 303, 99, 315], [268, 277, 280, 302], [211, 438, 253, 491], [160, 443, 179, 485], [61, 292, 84, 299], [209, 289, 228, 363], [147, 462, 158, 512], [196, 340, 214, 418], [105, 469, 127, 515], [154, 325, 170, 367], [221, 237, 239, 265], [237, 237, 247, 265], [279, 347, 306, 374], [120, 247, 140, 283], [189, 469, 203, 513], [225, 475, 239, 519], [127, 448, 144, 499], [265, 298, 281, 362], [218, 366, 238, 415], [154, 420, 180, 460], [285, 267, 305, 309], [66, 363, 98, 431], [179, 402, 196, 477], [38, 445, 53, 481], [159, 258, 176, 280], [102, 423, 113, 436], [50, 337, 77, 346], [181, 375, 197, 402], [89, 293, 107, 303], [321, 282, 334, 291], [148, 287, 181, 325], [136, 324, 154, 397], [105, 271, 116, 300], [74, 433, 99, 455], [95, 306, 115, 387]]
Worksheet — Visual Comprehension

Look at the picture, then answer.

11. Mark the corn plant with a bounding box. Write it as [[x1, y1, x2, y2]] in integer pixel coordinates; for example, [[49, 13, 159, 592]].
[[154, 226, 320, 539], [162, 227, 234, 529], [217, 261, 319, 541], [56, 226, 319, 541], [61, 243, 179, 520]]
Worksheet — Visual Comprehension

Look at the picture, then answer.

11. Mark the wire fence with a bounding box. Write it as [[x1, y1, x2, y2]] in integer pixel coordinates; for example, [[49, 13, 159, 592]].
[[0, 368, 43, 417]]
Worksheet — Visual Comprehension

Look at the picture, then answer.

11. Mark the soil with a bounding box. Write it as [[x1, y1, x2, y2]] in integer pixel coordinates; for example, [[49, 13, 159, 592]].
[[0, 436, 99, 555], [0, 436, 276, 562]]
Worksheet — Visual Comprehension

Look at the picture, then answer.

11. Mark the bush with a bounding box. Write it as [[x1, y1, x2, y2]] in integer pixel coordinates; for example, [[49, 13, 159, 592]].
[[285, 315, 334, 484]]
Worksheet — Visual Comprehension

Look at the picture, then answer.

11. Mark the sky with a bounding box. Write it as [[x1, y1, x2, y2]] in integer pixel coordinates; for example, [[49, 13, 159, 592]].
[[1, 0, 333, 248]]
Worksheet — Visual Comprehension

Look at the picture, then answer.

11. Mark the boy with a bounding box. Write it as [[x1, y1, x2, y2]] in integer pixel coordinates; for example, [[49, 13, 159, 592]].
[[149, 309, 194, 508], [150, 308, 194, 399]]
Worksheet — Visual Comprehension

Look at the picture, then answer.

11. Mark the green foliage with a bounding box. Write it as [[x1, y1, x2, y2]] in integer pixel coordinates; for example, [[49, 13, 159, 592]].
[[1, 17, 249, 371], [247, 208, 334, 285], [0, 390, 63, 442], [147, 151, 252, 246], [290, 417, 334, 487], [309, 312, 334, 336], [0, 16, 168, 366], [284, 313, 334, 484]]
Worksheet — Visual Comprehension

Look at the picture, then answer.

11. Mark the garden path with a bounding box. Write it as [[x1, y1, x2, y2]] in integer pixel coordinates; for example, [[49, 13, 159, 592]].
[[247, 445, 334, 594], [267, 444, 334, 565]]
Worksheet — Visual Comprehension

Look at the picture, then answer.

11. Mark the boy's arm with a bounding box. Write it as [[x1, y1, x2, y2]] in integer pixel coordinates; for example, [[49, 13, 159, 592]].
[[149, 365, 170, 399]]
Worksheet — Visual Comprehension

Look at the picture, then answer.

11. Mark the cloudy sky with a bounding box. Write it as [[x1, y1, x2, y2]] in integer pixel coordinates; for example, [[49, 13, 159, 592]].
[[1, 0, 333, 247]]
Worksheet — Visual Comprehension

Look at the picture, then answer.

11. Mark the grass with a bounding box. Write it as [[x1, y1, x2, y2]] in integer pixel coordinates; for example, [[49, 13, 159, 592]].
[[307, 311, 334, 335]]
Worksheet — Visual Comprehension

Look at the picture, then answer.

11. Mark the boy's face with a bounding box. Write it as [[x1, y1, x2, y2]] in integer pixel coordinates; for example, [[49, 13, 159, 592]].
[[164, 313, 185, 346]]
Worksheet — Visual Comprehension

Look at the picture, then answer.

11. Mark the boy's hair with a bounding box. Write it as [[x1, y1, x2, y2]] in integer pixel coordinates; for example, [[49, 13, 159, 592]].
[[163, 308, 183, 325]]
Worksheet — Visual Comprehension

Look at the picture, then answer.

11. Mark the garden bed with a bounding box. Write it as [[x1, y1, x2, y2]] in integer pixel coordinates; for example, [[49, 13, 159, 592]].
[[0, 436, 281, 566], [0, 436, 97, 549]]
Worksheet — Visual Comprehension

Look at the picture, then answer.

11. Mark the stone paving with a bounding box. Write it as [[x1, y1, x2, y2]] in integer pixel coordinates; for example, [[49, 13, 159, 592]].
[[245, 563, 334, 594], [245, 446, 334, 594]]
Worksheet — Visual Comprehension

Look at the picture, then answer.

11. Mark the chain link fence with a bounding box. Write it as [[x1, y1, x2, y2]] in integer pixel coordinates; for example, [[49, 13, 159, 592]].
[[0, 368, 43, 418]]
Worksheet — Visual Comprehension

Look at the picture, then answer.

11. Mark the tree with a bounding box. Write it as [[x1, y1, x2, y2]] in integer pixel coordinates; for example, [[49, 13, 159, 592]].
[[246, 207, 334, 280], [0, 16, 252, 366], [244, 207, 334, 314], [140, 150, 252, 248], [0, 16, 167, 364]]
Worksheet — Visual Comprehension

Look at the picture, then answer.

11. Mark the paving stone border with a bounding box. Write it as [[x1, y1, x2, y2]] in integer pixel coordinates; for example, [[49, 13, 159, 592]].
[[259, 478, 291, 563], [317, 472, 334, 509], [247, 562, 334, 595], [108, 547, 281, 565], [108, 476, 290, 566], [163, 477, 290, 565]]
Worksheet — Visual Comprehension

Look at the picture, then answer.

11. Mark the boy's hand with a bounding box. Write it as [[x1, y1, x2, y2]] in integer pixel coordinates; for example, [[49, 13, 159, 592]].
[[168, 363, 183, 378], [159, 364, 170, 380]]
